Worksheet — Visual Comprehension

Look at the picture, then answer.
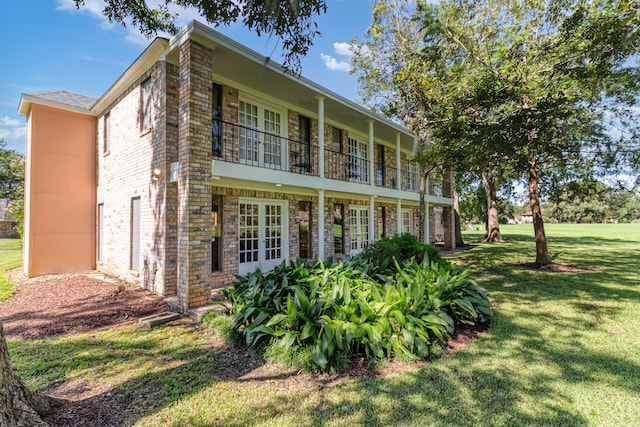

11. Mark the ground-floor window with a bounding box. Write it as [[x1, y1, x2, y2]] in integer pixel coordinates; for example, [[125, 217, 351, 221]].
[[130, 197, 140, 271], [377, 206, 386, 239], [350, 206, 369, 255], [212, 195, 222, 271], [334, 204, 344, 256], [238, 199, 287, 275], [298, 201, 312, 259], [401, 208, 413, 235]]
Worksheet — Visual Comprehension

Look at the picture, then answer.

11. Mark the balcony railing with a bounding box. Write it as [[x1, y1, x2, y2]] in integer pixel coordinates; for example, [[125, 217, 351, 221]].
[[213, 119, 418, 192], [214, 120, 319, 176]]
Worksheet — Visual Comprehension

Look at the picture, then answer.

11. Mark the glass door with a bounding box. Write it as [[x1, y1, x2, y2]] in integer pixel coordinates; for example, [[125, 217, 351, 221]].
[[239, 200, 287, 275]]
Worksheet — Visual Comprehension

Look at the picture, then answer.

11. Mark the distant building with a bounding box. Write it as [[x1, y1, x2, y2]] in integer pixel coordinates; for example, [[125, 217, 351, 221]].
[[0, 199, 18, 238]]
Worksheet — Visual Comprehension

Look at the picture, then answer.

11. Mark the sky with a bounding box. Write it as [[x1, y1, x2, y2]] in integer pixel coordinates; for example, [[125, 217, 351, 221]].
[[0, 0, 375, 154]]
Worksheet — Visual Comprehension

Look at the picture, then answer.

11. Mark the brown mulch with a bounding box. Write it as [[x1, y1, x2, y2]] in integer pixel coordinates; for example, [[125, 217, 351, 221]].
[[0, 271, 168, 340], [1, 270, 488, 426]]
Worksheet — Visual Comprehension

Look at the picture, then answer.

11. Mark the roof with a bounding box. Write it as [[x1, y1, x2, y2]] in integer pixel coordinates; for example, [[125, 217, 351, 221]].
[[18, 90, 97, 116]]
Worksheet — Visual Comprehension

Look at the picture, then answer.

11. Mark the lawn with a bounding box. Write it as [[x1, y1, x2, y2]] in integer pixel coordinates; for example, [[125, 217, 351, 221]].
[[5, 224, 640, 426], [0, 238, 22, 301]]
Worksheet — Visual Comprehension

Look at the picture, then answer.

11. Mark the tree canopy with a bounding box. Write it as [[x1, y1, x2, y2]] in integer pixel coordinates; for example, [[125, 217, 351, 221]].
[[73, 0, 327, 72], [352, 0, 640, 265]]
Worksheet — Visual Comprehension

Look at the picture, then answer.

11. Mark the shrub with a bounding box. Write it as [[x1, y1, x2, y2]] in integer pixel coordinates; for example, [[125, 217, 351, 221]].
[[358, 233, 441, 265], [222, 253, 492, 371]]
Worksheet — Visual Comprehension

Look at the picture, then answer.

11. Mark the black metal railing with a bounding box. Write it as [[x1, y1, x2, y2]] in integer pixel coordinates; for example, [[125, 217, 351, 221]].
[[214, 119, 418, 192], [213, 119, 319, 176]]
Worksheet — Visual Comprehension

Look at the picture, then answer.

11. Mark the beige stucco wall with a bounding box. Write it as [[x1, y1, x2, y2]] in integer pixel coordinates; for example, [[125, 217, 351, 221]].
[[24, 104, 96, 277]]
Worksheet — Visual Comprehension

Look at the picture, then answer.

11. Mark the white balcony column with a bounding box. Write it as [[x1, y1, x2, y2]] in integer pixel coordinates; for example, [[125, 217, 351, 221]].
[[395, 133, 401, 190], [396, 198, 402, 234], [318, 189, 325, 260], [317, 96, 325, 178], [425, 201, 431, 244], [369, 195, 376, 244], [369, 120, 375, 186]]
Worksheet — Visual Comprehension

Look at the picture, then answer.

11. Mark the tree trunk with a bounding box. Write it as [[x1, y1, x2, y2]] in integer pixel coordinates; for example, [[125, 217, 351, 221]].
[[481, 170, 505, 243], [1, 323, 57, 426], [418, 170, 427, 243], [453, 179, 465, 247], [528, 160, 551, 266]]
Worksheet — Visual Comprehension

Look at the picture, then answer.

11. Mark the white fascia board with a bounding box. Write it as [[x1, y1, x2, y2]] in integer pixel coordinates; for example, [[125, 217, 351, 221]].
[[91, 37, 170, 115], [18, 94, 93, 117]]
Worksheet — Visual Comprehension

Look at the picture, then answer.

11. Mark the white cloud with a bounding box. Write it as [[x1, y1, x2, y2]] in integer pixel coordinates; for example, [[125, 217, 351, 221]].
[[320, 54, 351, 72], [333, 42, 354, 57], [1, 116, 21, 127], [56, 0, 104, 16], [0, 126, 25, 141]]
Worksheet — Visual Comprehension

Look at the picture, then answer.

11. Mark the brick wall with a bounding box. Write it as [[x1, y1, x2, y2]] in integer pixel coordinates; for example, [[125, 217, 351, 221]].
[[176, 40, 214, 311], [96, 61, 175, 295]]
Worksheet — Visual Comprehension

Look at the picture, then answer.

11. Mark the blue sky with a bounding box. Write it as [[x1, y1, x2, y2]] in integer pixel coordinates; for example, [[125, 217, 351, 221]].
[[0, 0, 375, 154]]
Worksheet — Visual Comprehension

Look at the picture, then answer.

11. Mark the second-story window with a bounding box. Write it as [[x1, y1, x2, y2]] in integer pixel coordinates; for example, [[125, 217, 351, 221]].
[[238, 99, 283, 169], [212, 83, 223, 157], [297, 115, 311, 172], [331, 127, 342, 152], [406, 161, 419, 192], [376, 144, 385, 186], [348, 137, 368, 184], [140, 78, 152, 132], [103, 112, 111, 154]]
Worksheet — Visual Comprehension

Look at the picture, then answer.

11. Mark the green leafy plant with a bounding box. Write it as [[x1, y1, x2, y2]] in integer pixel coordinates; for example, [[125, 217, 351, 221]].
[[222, 251, 492, 371]]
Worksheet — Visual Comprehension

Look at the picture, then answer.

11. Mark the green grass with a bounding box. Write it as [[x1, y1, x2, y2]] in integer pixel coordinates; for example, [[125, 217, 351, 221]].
[[0, 238, 22, 301], [5, 224, 640, 425]]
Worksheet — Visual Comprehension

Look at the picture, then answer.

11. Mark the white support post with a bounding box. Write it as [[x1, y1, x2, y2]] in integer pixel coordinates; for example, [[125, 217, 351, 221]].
[[425, 202, 430, 244], [318, 189, 325, 260], [369, 195, 376, 244], [397, 198, 402, 234], [369, 120, 375, 186], [395, 133, 401, 190], [317, 97, 325, 178]]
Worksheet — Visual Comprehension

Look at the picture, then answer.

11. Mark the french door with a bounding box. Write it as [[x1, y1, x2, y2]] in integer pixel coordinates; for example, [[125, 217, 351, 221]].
[[238, 100, 283, 169], [238, 199, 287, 275], [349, 206, 369, 255], [348, 137, 369, 184]]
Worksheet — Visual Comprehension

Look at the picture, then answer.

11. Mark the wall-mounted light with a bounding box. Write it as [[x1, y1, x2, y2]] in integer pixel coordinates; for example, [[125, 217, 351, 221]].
[[152, 167, 162, 181]]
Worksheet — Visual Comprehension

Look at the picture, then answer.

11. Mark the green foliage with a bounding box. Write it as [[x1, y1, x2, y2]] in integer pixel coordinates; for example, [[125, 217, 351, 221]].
[[223, 253, 492, 371], [358, 233, 441, 265], [72, 0, 327, 72]]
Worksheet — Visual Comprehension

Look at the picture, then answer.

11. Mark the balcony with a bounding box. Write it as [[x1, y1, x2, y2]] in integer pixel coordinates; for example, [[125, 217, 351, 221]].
[[212, 119, 419, 193]]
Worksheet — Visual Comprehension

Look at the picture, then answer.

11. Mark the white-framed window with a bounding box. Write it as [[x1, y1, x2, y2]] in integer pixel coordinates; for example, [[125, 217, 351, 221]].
[[349, 206, 369, 255], [348, 137, 369, 184], [103, 112, 111, 154], [401, 208, 413, 235], [140, 78, 152, 132], [238, 98, 285, 169], [406, 161, 419, 192]]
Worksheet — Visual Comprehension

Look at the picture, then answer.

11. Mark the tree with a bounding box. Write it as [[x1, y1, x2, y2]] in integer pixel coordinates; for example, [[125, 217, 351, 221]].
[[0, 140, 23, 201], [353, 0, 640, 266], [72, 0, 327, 72]]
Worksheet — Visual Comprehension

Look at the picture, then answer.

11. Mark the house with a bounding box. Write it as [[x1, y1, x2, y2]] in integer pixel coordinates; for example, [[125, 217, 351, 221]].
[[0, 199, 18, 238], [18, 21, 455, 314]]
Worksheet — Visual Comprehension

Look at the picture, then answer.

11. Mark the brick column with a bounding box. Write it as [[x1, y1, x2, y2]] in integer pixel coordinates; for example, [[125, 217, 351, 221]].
[[177, 40, 213, 312], [442, 168, 454, 250]]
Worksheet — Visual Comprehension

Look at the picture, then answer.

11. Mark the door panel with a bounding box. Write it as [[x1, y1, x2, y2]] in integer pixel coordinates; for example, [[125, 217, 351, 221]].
[[239, 200, 287, 275]]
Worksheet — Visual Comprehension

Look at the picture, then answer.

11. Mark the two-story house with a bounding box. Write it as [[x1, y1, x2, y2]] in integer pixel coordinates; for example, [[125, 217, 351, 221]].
[[18, 21, 455, 314]]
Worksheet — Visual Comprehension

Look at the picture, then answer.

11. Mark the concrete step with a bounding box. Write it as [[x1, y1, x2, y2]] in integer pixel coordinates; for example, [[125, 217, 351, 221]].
[[138, 311, 182, 329]]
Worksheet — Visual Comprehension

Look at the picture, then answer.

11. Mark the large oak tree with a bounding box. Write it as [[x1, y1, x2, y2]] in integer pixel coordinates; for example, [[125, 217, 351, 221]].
[[353, 0, 640, 265]]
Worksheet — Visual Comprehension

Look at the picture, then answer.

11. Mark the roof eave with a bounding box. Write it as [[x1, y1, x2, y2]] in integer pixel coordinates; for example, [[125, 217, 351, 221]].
[[18, 93, 94, 117], [91, 37, 170, 115]]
